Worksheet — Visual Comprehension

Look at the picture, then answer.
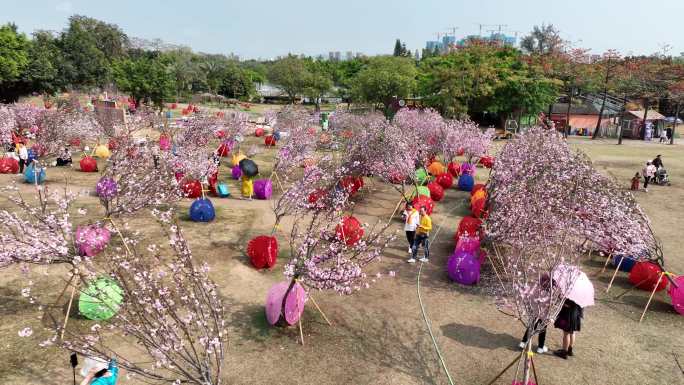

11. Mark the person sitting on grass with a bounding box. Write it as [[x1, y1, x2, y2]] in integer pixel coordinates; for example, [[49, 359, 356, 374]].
[[408, 206, 432, 264], [56, 147, 72, 166], [80, 358, 118, 385]]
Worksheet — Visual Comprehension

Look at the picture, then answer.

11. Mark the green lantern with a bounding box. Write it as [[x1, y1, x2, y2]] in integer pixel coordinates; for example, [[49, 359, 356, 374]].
[[415, 168, 429, 185], [78, 277, 124, 321]]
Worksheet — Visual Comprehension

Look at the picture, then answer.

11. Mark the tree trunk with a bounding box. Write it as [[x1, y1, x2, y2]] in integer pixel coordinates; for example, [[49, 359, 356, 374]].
[[641, 98, 649, 140], [618, 95, 627, 145], [671, 102, 680, 145], [565, 91, 573, 138], [592, 89, 607, 139]]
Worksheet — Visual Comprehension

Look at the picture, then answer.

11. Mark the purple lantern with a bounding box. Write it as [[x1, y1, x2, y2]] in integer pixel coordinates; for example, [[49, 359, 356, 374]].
[[96, 177, 118, 200], [231, 165, 242, 180], [455, 235, 480, 254], [668, 276, 684, 316], [460, 162, 475, 176], [447, 250, 481, 285], [75, 225, 111, 257], [253, 179, 273, 200], [265, 281, 308, 326]]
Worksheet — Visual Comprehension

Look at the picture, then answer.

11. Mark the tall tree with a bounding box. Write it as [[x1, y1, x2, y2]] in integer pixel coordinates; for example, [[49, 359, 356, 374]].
[[393, 39, 403, 57], [350, 56, 417, 114], [24, 30, 66, 94], [268, 55, 311, 103], [520, 24, 564, 55], [112, 53, 175, 109], [592, 51, 622, 139], [0, 23, 30, 102]]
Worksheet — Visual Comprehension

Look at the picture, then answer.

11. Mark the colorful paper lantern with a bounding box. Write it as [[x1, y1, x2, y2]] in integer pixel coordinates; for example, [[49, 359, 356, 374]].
[[412, 195, 435, 215], [231, 165, 242, 180], [471, 189, 486, 205], [460, 163, 475, 176], [435, 173, 453, 189], [264, 135, 277, 146], [96, 177, 118, 200], [471, 183, 486, 196], [411, 185, 430, 199], [471, 197, 487, 218], [79, 156, 98, 172], [75, 225, 111, 257], [457, 174, 475, 192], [447, 162, 460, 177], [415, 168, 429, 185], [335, 216, 364, 246], [255, 127, 265, 137], [340, 176, 363, 195], [447, 250, 481, 285], [231, 153, 246, 167], [69, 138, 81, 147], [612, 255, 637, 272], [455, 235, 481, 254], [248, 235, 278, 269], [0, 157, 19, 174], [254, 179, 273, 200], [189, 198, 215, 222], [479, 156, 494, 169], [427, 161, 446, 176], [78, 277, 123, 321], [181, 179, 202, 199], [265, 281, 307, 326], [454, 216, 483, 242], [217, 141, 232, 157], [427, 182, 445, 202], [629, 262, 668, 292], [94, 145, 111, 159], [667, 276, 684, 315], [23, 164, 46, 184]]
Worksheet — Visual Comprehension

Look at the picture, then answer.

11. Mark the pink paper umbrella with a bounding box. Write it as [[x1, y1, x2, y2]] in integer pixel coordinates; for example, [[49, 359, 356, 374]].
[[667, 276, 684, 315], [553, 265, 595, 308], [265, 281, 308, 326]]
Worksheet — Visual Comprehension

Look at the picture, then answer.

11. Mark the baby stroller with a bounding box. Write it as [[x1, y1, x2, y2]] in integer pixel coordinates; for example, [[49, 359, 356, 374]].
[[653, 167, 671, 186]]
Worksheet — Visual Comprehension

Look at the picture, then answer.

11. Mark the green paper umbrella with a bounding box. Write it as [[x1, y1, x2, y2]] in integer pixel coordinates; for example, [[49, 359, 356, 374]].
[[415, 168, 429, 185], [78, 277, 124, 321]]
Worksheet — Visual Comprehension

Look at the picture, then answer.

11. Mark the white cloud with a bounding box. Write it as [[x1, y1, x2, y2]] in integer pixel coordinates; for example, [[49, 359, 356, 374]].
[[55, 1, 73, 13]]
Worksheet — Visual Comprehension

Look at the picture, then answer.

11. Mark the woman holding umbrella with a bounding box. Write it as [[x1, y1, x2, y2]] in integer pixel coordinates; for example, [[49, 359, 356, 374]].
[[239, 158, 258, 200], [552, 266, 594, 359]]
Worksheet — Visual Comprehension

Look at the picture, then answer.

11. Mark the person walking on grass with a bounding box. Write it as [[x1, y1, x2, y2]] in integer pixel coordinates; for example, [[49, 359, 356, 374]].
[[643, 161, 656, 192], [408, 206, 432, 264], [17, 143, 28, 174], [402, 202, 420, 254], [553, 298, 583, 359]]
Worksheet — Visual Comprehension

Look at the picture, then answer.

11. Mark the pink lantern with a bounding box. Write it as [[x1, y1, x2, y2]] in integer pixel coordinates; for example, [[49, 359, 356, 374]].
[[159, 135, 171, 151], [455, 236, 480, 254], [74, 225, 111, 257], [668, 276, 684, 315], [265, 281, 307, 326]]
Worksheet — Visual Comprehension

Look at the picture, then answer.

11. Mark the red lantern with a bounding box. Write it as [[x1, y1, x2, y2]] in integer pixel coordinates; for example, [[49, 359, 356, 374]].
[[427, 182, 444, 202], [181, 179, 202, 199], [79, 156, 98, 172], [217, 141, 231, 157], [255, 128, 265, 137], [447, 162, 460, 177], [629, 262, 668, 292], [340, 176, 363, 195], [264, 135, 277, 146], [479, 156, 494, 169], [69, 138, 81, 147], [471, 197, 487, 218], [307, 188, 327, 208], [247, 236, 278, 269], [457, 148, 465, 156], [454, 216, 483, 242], [181, 108, 189, 116], [412, 195, 435, 215], [174, 172, 185, 182], [171, 103, 178, 109], [335, 216, 364, 246], [0, 157, 19, 174], [435, 173, 453, 189]]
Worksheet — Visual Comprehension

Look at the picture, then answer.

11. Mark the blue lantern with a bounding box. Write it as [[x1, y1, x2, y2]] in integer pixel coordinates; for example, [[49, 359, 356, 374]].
[[612, 255, 637, 272], [24, 163, 46, 184], [457, 174, 474, 192], [189, 198, 215, 222]]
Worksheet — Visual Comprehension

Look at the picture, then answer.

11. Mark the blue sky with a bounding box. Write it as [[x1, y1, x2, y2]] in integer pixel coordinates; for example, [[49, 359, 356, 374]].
[[3, 0, 683, 59]]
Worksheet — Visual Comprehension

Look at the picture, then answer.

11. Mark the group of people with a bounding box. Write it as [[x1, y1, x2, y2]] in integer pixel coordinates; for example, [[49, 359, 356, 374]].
[[402, 202, 432, 263], [631, 154, 666, 192]]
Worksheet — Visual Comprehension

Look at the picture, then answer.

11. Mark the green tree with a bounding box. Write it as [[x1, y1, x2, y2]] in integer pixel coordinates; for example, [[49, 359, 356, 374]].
[[218, 64, 255, 100], [268, 55, 310, 103], [0, 23, 30, 101], [60, 15, 129, 87], [304, 61, 333, 111], [24, 30, 66, 94], [520, 24, 564, 55], [350, 56, 417, 112], [112, 54, 175, 110]]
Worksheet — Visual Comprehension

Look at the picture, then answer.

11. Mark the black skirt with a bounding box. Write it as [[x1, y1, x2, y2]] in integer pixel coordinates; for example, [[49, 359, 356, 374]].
[[554, 299, 583, 333]]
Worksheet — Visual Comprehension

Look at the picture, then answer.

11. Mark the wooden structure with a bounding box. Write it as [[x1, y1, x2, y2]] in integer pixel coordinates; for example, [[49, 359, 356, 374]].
[[620, 110, 666, 140], [550, 102, 611, 136]]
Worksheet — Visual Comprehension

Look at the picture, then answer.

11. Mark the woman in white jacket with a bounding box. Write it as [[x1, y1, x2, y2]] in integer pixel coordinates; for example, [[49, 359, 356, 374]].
[[402, 202, 420, 254]]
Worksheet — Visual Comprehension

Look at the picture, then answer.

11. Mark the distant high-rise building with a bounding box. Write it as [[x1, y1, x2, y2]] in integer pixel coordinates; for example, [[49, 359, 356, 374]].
[[442, 35, 456, 48], [328, 51, 335, 61], [415, 50, 420, 60], [346, 51, 353, 61], [425, 41, 443, 52]]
